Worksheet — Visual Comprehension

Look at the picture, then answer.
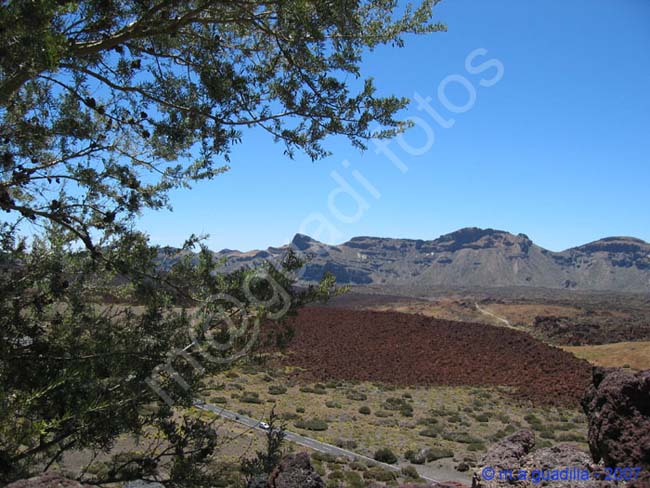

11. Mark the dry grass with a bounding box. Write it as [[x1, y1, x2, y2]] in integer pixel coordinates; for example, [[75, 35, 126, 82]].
[[480, 304, 583, 326], [564, 341, 650, 370], [367, 298, 487, 324], [200, 363, 588, 479]]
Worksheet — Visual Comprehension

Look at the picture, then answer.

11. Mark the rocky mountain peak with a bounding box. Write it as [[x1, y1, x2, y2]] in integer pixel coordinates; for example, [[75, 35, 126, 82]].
[[290, 233, 319, 251]]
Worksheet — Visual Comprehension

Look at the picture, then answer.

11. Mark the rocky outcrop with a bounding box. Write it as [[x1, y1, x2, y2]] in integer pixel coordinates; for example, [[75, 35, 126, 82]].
[[6, 474, 92, 488], [582, 367, 650, 487], [267, 452, 324, 488], [472, 430, 613, 487]]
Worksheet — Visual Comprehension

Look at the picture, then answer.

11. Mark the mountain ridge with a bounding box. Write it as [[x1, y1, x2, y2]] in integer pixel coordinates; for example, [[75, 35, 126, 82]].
[[159, 228, 650, 293]]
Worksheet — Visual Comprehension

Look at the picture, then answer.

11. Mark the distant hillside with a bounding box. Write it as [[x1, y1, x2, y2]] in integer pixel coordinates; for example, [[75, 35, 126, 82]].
[[158, 228, 650, 293]]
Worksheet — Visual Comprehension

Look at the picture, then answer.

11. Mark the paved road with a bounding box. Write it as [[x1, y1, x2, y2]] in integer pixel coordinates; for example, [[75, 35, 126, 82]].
[[194, 400, 440, 484], [475, 303, 512, 327]]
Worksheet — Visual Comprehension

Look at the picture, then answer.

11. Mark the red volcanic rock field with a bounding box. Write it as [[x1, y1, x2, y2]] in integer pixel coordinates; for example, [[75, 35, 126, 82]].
[[276, 307, 592, 407]]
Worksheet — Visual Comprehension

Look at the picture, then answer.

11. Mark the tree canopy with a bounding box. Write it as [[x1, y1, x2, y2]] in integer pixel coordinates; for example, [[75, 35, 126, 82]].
[[0, 1, 444, 485], [1, 0, 444, 248]]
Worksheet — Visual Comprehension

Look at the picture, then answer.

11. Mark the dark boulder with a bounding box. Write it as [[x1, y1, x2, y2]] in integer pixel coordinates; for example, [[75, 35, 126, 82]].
[[267, 452, 324, 488], [582, 367, 650, 487], [472, 430, 613, 487]]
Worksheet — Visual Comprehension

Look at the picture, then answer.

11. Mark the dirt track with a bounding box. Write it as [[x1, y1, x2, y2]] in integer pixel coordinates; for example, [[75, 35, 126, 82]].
[[277, 307, 592, 408]]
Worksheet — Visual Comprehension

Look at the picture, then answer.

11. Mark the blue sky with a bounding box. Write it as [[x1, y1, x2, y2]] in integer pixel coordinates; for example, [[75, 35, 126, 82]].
[[138, 0, 650, 253]]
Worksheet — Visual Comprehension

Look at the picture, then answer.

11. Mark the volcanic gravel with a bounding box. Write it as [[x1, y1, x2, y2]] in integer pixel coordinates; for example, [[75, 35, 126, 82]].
[[277, 307, 592, 408]]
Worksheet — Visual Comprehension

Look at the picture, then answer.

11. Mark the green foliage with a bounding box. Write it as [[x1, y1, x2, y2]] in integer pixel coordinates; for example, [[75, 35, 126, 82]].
[[424, 447, 454, 461], [364, 466, 397, 481], [344, 470, 365, 488], [373, 447, 398, 464], [346, 391, 368, 401], [418, 425, 443, 437], [0, 0, 445, 485], [294, 418, 328, 431], [268, 385, 288, 395], [241, 392, 264, 404], [401, 465, 420, 479], [300, 385, 327, 395], [358, 405, 371, 415], [1, 0, 444, 248], [241, 408, 286, 482]]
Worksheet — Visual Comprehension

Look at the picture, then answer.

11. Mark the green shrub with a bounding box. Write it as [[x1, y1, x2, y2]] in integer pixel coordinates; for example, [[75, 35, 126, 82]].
[[364, 466, 397, 482], [268, 385, 287, 395], [334, 438, 357, 449], [300, 385, 327, 395], [296, 406, 305, 413], [524, 413, 542, 425], [349, 461, 368, 471], [346, 391, 367, 401], [401, 465, 420, 479], [212, 396, 227, 404], [426, 447, 454, 461], [344, 471, 365, 488], [358, 405, 371, 415], [375, 410, 392, 418], [373, 447, 398, 464], [556, 432, 586, 442], [311, 452, 337, 463], [417, 417, 439, 426], [328, 469, 344, 480], [241, 391, 263, 404], [468, 442, 486, 452], [418, 425, 442, 437], [325, 400, 342, 409], [295, 418, 328, 431], [474, 413, 490, 423], [539, 429, 555, 439], [280, 412, 299, 420]]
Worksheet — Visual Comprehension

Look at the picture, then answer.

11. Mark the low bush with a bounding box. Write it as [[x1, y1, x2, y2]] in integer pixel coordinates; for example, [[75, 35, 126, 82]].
[[326, 400, 342, 409], [241, 391, 264, 404], [346, 391, 367, 401], [295, 418, 328, 431], [468, 442, 486, 452], [358, 406, 371, 415], [418, 425, 443, 438], [268, 385, 287, 395], [556, 432, 586, 442], [334, 438, 358, 449], [417, 417, 439, 426], [425, 447, 454, 461], [280, 412, 300, 420], [311, 452, 337, 463], [344, 471, 365, 488], [401, 465, 420, 479], [364, 466, 397, 482], [349, 461, 368, 471], [374, 447, 398, 464], [300, 385, 327, 395]]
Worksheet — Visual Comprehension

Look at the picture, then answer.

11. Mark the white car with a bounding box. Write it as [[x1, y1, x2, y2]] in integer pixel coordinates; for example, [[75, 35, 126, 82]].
[[259, 422, 270, 430]]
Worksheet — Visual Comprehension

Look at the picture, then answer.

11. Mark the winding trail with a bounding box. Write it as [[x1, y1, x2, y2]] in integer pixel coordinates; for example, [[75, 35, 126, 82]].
[[475, 303, 512, 327]]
